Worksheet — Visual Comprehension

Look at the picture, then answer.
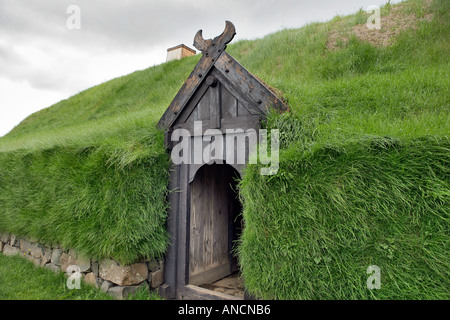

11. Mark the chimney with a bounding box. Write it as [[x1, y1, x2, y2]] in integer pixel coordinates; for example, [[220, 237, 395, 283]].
[[166, 44, 196, 62]]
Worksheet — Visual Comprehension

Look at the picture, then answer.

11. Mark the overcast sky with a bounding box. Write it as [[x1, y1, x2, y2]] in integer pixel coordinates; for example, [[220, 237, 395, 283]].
[[0, 0, 402, 137]]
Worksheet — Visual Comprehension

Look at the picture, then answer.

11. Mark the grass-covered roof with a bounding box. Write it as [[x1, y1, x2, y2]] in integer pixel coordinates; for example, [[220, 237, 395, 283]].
[[0, 0, 448, 299]]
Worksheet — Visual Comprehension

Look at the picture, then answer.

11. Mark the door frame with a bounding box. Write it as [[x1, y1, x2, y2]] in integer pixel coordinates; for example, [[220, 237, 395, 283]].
[[188, 163, 242, 286], [160, 161, 244, 300]]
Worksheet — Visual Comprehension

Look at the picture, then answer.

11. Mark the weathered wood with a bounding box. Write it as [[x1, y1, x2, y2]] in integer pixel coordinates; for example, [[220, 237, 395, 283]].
[[193, 31, 212, 54], [158, 54, 211, 129], [175, 164, 189, 298], [158, 22, 236, 130], [173, 116, 261, 134], [209, 81, 221, 129], [189, 263, 230, 287], [176, 81, 210, 124], [182, 284, 242, 300], [221, 85, 238, 119], [161, 164, 181, 299], [189, 165, 233, 285], [210, 67, 262, 116], [238, 101, 252, 117], [177, 76, 217, 126], [158, 22, 287, 132], [194, 21, 236, 54], [168, 115, 261, 155], [215, 51, 288, 114], [186, 106, 199, 123]]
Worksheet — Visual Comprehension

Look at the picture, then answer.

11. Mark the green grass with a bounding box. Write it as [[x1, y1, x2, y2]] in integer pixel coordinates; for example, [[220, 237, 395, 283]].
[[0, 144, 170, 264], [0, 0, 448, 299], [128, 286, 163, 300], [236, 0, 450, 299], [0, 253, 162, 300], [0, 253, 113, 299], [238, 136, 449, 299]]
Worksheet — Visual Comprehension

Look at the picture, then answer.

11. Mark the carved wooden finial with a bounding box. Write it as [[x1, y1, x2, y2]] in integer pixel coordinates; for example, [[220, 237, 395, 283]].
[[158, 20, 287, 130], [193, 21, 236, 55]]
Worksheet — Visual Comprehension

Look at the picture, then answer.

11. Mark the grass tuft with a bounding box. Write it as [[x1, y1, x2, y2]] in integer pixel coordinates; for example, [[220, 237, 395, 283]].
[[0, 253, 112, 300]]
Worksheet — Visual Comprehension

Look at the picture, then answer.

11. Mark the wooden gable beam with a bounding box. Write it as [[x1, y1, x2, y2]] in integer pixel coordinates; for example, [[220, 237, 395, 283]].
[[214, 51, 288, 115], [158, 21, 288, 130], [157, 21, 236, 129]]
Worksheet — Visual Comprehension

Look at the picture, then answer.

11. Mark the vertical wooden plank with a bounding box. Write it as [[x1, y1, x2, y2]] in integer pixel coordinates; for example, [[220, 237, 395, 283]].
[[189, 175, 197, 275], [195, 172, 202, 275], [221, 85, 238, 119], [204, 169, 212, 268], [193, 108, 199, 121], [176, 164, 189, 297], [211, 168, 219, 268], [185, 165, 192, 285], [215, 167, 229, 266], [209, 84, 221, 129], [189, 164, 232, 285], [161, 163, 180, 299], [237, 100, 251, 117], [225, 133, 236, 166], [197, 88, 211, 121], [190, 167, 201, 278]]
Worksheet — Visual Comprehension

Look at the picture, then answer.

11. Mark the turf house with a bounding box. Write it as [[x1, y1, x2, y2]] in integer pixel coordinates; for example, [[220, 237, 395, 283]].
[[0, 0, 448, 300]]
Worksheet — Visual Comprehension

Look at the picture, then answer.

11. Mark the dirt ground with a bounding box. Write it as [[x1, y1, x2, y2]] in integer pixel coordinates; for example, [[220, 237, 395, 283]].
[[327, 0, 433, 50]]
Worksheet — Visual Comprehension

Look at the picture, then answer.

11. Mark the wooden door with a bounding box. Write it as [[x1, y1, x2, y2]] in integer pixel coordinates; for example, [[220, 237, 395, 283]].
[[189, 164, 240, 286]]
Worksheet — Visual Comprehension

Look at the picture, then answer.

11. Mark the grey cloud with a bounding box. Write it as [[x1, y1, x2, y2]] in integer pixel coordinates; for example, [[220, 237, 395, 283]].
[[0, 0, 402, 92], [0, 44, 26, 65], [1, 0, 402, 53], [1, 0, 207, 52]]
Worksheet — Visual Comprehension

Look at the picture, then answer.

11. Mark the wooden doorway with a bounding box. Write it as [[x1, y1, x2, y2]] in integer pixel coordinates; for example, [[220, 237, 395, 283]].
[[157, 22, 287, 300], [188, 164, 242, 287]]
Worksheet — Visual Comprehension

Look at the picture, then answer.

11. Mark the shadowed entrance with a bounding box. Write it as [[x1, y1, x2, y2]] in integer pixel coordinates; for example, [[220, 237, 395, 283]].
[[189, 164, 242, 289]]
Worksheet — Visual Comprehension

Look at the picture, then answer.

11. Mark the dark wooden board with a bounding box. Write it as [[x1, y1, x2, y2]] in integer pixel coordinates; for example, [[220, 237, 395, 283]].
[[189, 164, 233, 285], [221, 84, 238, 119], [214, 51, 288, 114]]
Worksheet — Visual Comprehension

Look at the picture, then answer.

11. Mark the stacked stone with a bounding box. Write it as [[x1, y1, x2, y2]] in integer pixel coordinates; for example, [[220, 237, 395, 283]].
[[0, 232, 164, 300]]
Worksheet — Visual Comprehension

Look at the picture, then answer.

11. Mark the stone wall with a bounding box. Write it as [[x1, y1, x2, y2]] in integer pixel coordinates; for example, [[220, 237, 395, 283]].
[[0, 232, 164, 300]]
